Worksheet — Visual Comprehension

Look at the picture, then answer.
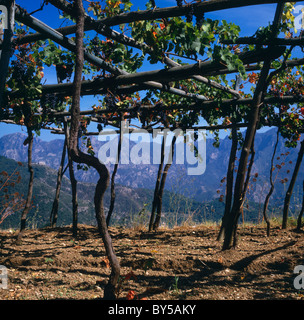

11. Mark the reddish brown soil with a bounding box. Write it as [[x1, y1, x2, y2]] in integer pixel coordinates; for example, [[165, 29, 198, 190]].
[[0, 224, 304, 300]]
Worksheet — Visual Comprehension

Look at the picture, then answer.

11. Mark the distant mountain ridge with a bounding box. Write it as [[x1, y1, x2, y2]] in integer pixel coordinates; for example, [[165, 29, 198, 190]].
[[0, 129, 303, 209], [0, 156, 217, 229]]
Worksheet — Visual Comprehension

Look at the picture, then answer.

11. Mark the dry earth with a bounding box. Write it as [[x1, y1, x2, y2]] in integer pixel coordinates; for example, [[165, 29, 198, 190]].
[[0, 224, 304, 300]]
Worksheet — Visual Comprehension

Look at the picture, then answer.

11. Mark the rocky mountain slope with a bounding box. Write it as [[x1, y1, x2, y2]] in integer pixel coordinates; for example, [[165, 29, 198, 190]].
[[0, 129, 303, 208], [0, 156, 212, 229]]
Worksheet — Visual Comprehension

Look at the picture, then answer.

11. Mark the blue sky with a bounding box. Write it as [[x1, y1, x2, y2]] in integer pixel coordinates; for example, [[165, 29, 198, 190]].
[[0, 0, 303, 141]]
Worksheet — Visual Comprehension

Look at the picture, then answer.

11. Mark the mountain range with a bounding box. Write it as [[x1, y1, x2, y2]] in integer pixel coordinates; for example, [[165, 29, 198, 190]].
[[0, 155, 214, 230], [0, 128, 303, 229], [1, 129, 303, 201]]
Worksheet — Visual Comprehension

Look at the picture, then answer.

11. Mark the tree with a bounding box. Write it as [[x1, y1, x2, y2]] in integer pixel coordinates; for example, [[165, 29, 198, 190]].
[[221, 2, 287, 250], [106, 115, 124, 227], [16, 126, 34, 243], [149, 131, 166, 232], [0, 0, 15, 108], [46, 48, 74, 229], [69, 0, 119, 299], [50, 134, 67, 228], [65, 121, 79, 238], [262, 128, 280, 236], [4, 38, 44, 242], [152, 134, 177, 230], [217, 76, 242, 241], [282, 139, 304, 229], [297, 180, 304, 232]]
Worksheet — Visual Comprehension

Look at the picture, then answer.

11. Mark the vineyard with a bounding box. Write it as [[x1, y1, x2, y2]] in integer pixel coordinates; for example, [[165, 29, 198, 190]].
[[0, 0, 304, 300], [1, 224, 304, 300]]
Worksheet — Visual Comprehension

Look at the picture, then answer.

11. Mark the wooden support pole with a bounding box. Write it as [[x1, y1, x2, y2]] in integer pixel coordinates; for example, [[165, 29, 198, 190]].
[[0, 0, 14, 108]]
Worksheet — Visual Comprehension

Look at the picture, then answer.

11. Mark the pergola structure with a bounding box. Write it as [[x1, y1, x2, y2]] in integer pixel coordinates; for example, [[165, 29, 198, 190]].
[[0, 0, 304, 299], [0, 0, 302, 130]]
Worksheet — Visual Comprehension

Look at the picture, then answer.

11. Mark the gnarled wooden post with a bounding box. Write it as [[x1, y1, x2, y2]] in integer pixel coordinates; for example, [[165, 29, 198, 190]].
[[262, 127, 280, 236], [153, 134, 177, 230], [0, 0, 15, 108], [282, 139, 304, 229], [217, 121, 238, 242], [69, 0, 119, 299], [16, 126, 33, 243], [222, 2, 285, 250], [106, 116, 123, 227], [296, 180, 304, 231], [50, 134, 67, 228], [149, 130, 166, 231]]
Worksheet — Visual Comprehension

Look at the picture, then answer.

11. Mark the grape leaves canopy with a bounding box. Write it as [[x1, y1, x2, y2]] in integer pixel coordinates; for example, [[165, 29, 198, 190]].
[[1, 0, 303, 136], [0, 0, 304, 298]]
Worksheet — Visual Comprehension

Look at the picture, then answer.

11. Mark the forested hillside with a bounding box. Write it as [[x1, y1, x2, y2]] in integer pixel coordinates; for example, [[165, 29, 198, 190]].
[[1, 156, 224, 229]]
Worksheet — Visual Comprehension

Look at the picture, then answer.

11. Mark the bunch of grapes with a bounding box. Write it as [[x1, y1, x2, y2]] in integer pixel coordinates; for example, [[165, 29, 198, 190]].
[[91, 36, 99, 47], [129, 102, 141, 119], [91, 36, 101, 57], [139, 108, 150, 126], [159, 110, 167, 123], [11, 59, 27, 83], [101, 117, 109, 126], [176, 0, 183, 7], [196, 13, 205, 29], [41, 93, 61, 112], [78, 127, 83, 139], [104, 94, 117, 110], [56, 62, 74, 83], [97, 123, 103, 132], [186, 4, 194, 23]]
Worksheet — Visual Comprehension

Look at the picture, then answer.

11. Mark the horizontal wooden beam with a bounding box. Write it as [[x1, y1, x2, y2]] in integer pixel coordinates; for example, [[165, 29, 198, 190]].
[[14, 5, 210, 102], [8, 46, 287, 100], [50, 122, 251, 135], [80, 0, 289, 27], [18, 94, 302, 120], [14, 4, 124, 76], [222, 37, 304, 46], [1, 117, 252, 136]]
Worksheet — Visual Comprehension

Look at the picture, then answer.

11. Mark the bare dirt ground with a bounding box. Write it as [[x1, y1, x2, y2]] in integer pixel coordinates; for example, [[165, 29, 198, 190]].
[[0, 224, 304, 300]]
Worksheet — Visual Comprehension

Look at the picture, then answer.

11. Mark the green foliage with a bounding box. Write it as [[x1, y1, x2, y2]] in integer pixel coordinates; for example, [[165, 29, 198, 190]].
[[4, 35, 66, 132], [210, 46, 246, 79], [3, 1, 300, 151], [88, 37, 144, 73]]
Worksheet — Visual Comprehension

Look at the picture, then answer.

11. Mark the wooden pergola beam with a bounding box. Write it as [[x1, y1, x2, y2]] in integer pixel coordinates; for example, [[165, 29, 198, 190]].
[[50, 122, 251, 135], [14, 94, 303, 120], [7, 46, 287, 99], [10, 57, 304, 99], [222, 37, 304, 46], [14, 4, 124, 76], [0, 117, 250, 134], [0, 0, 15, 107], [11, 1, 298, 105], [3, 1, 302, 130], [13, 5, 209, 102], [57, 0, 290, 27]]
